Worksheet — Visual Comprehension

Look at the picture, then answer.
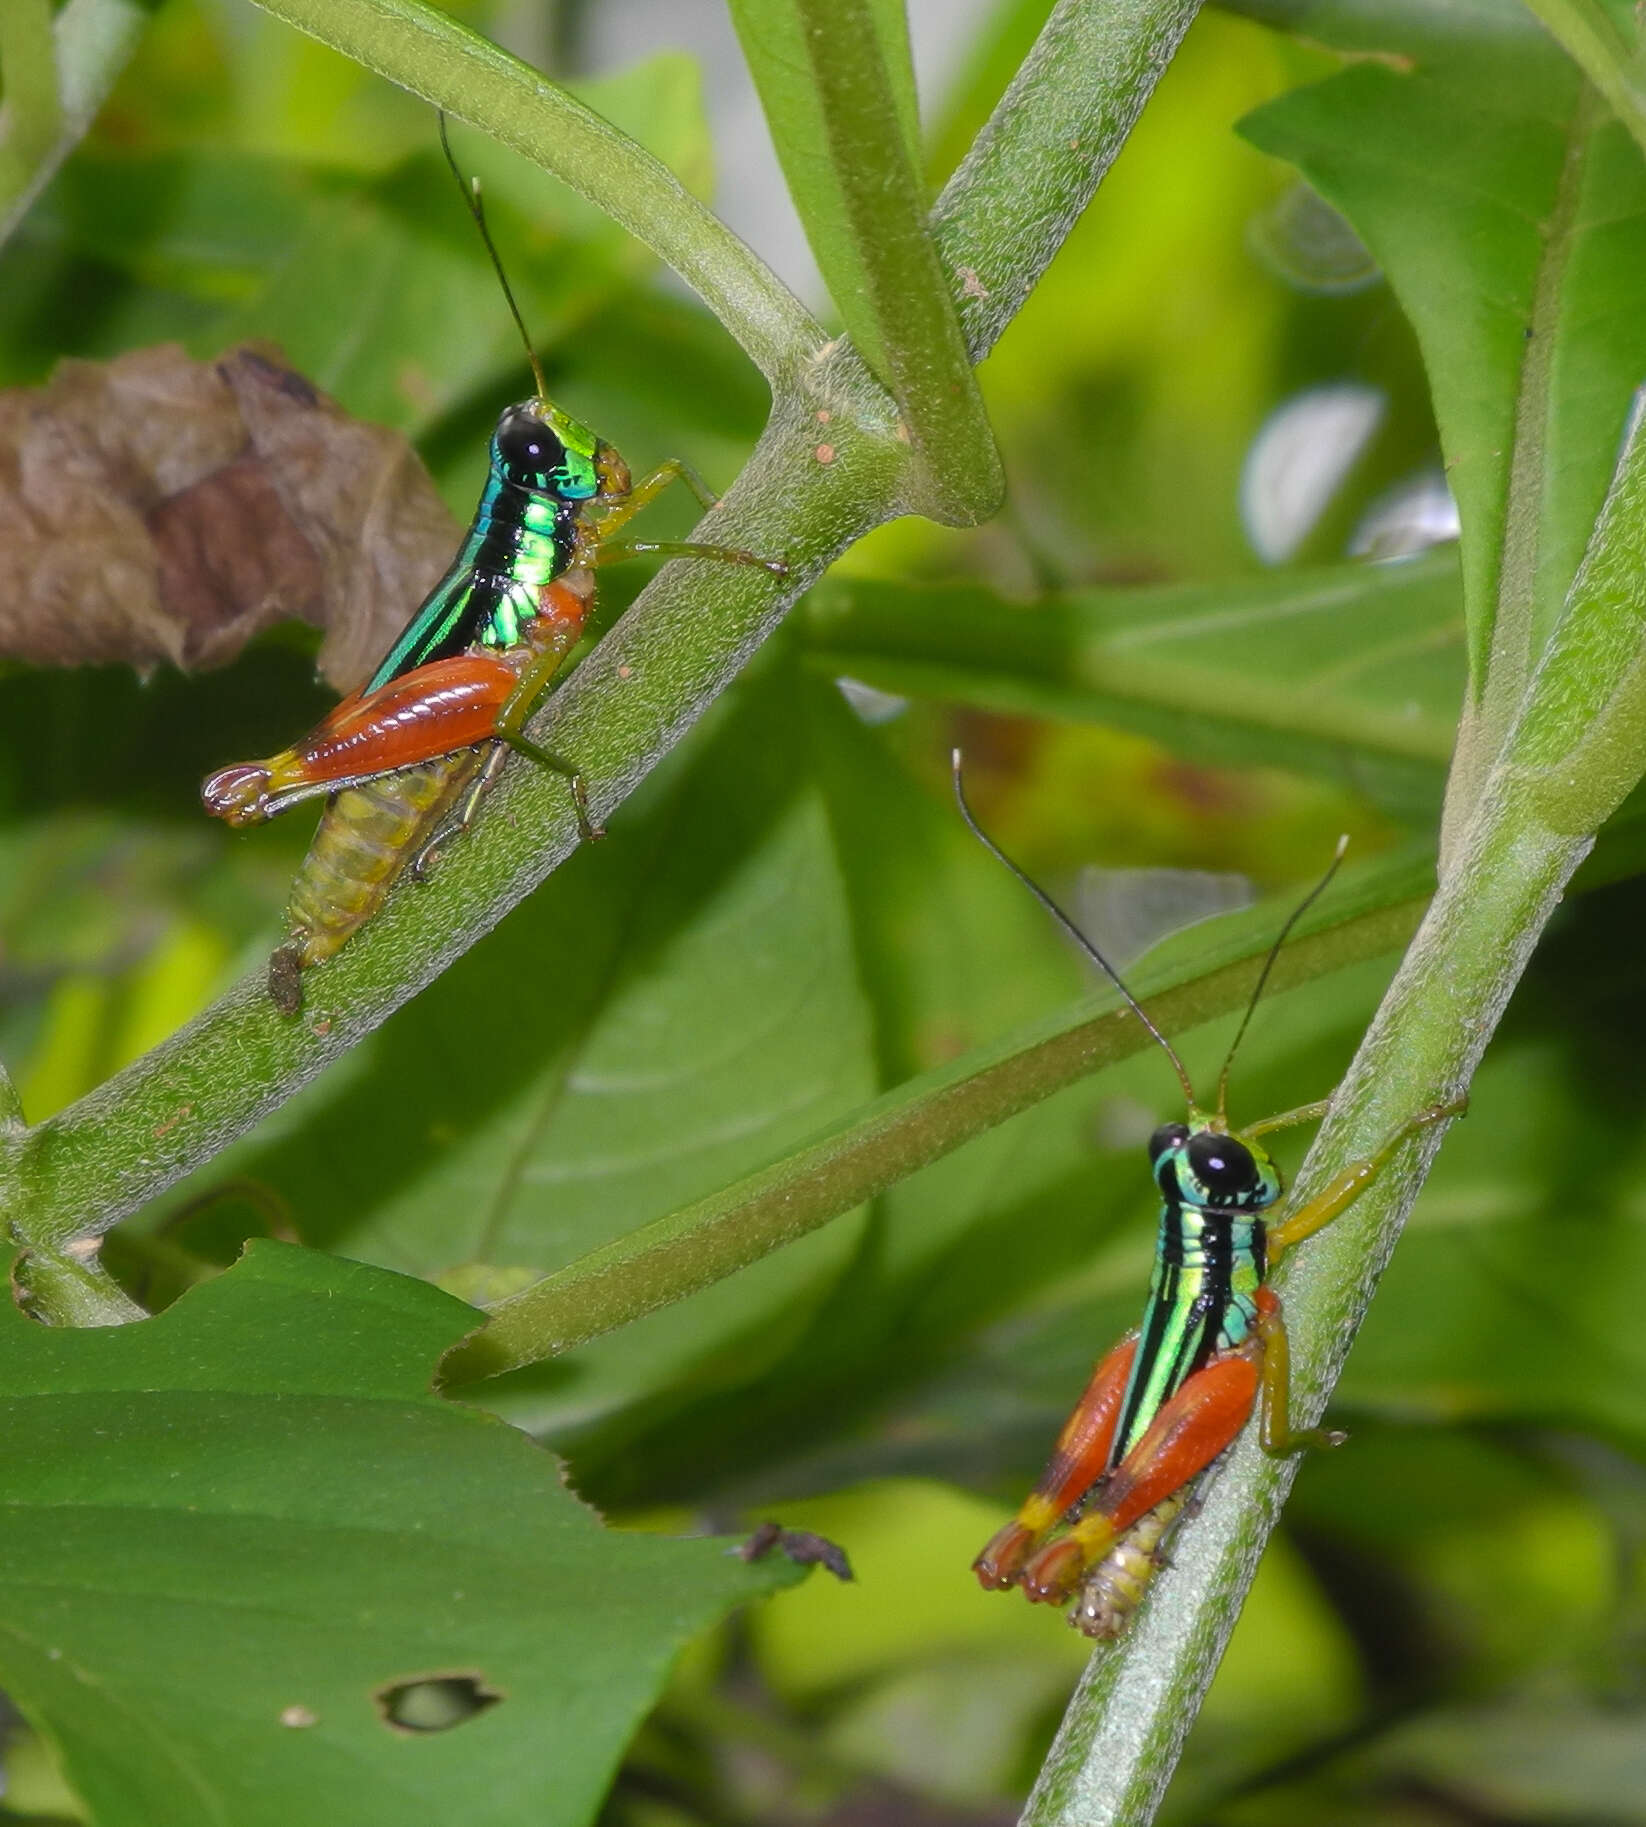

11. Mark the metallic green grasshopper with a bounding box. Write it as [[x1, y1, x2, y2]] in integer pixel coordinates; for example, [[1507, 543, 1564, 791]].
[[954, 753, 1461, 1636], [202, 120, 784, 1012]]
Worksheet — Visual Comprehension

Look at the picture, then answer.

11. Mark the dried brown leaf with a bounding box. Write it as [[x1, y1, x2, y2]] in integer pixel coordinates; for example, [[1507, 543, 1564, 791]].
[[0, 343, 457, 690]]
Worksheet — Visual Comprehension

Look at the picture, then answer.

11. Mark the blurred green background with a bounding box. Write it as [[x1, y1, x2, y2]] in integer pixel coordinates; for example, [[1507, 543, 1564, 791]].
[[5, 3, 1641, 1824]]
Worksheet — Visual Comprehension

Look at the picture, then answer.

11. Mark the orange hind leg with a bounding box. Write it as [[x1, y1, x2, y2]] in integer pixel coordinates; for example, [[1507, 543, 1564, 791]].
[[974, 1332, 1138, 1590], [1017, 1347, 1261, 1605]]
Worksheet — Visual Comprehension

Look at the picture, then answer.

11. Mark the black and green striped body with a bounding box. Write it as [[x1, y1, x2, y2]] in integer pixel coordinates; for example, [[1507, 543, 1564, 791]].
[[273, 397, 617, 1004], [363, 399, 607, 691], [1108, 1117, 1283, 1468]]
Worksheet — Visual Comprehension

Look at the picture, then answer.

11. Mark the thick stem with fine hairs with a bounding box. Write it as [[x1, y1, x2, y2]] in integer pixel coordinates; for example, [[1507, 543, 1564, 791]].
[[0, 0, 1207, 1282]]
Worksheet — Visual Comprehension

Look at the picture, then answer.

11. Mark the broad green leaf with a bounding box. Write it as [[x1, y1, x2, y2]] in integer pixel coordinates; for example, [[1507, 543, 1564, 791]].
[[6, 149, 536, 419], [157, 669, 888, 1427], [1337, 899, 1646, 1456], [213, 158, 621, 436], [801, 552, 1465, 820], [28, 148, 321, 303], [146, 662, 1084, 1438], [1241, 1, 1646, 810], [1523, 0, 1646, 165], [27, 151, 624, 438], [0, 1241, 796, 1827]]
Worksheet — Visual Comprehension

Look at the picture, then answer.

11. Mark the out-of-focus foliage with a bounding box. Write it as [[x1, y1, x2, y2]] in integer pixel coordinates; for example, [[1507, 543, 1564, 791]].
[[0, 341, 456, 683], [2, 2, 1643, 1825]]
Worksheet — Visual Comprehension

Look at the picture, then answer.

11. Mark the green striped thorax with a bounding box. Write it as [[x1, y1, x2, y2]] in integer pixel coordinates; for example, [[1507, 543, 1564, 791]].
[[1107, 1113, 1284, 1467], [363, 396, 629, 695]]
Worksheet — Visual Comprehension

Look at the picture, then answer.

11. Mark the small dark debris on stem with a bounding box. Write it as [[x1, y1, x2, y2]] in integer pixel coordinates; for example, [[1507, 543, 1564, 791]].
[[267, 943, 305, 1018]]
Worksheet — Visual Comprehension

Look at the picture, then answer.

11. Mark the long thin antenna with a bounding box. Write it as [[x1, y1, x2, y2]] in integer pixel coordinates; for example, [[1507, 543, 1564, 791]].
[[438, 111, 548, 401], [952, 749, 1196, 1108], [1214, 834, 1349, 1121]]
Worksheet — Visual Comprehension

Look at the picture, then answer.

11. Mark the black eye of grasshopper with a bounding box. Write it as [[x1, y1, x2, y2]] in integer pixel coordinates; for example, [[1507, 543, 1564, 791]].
[[1185, 1130, 1260, 1200], [494, 406, 569, 491]]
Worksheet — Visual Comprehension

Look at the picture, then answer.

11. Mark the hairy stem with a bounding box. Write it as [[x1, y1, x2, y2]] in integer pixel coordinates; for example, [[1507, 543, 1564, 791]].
[[791, 0, 1003, 522], [441, 867, 1429, 1383], [1, 0, 1205, 1288], [1023, 388, 1646, 1827], [931, 0, 1203, 363]]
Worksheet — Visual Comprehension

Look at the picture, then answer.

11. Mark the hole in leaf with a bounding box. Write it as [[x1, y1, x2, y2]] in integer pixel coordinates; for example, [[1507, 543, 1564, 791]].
[[374, 1672, 502, 1735]]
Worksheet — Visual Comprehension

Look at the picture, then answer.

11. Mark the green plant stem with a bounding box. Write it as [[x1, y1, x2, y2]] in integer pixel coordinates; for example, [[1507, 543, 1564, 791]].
[[1525, 0, 1646, 161], [0, 0, 149, 248], [12, 1245, 146, 1328], [440, 870, 1429, 1384], [1022, 389, 1646, 1827], [791, 0, 1003, 523], [247, 0, 823, 387], [0, 0, 1205, 1299], [1512, 389, 1646, 829], [0, 387, 896, 1259], [930, 0, 1204, 363], [728, 0, 921, 384]]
